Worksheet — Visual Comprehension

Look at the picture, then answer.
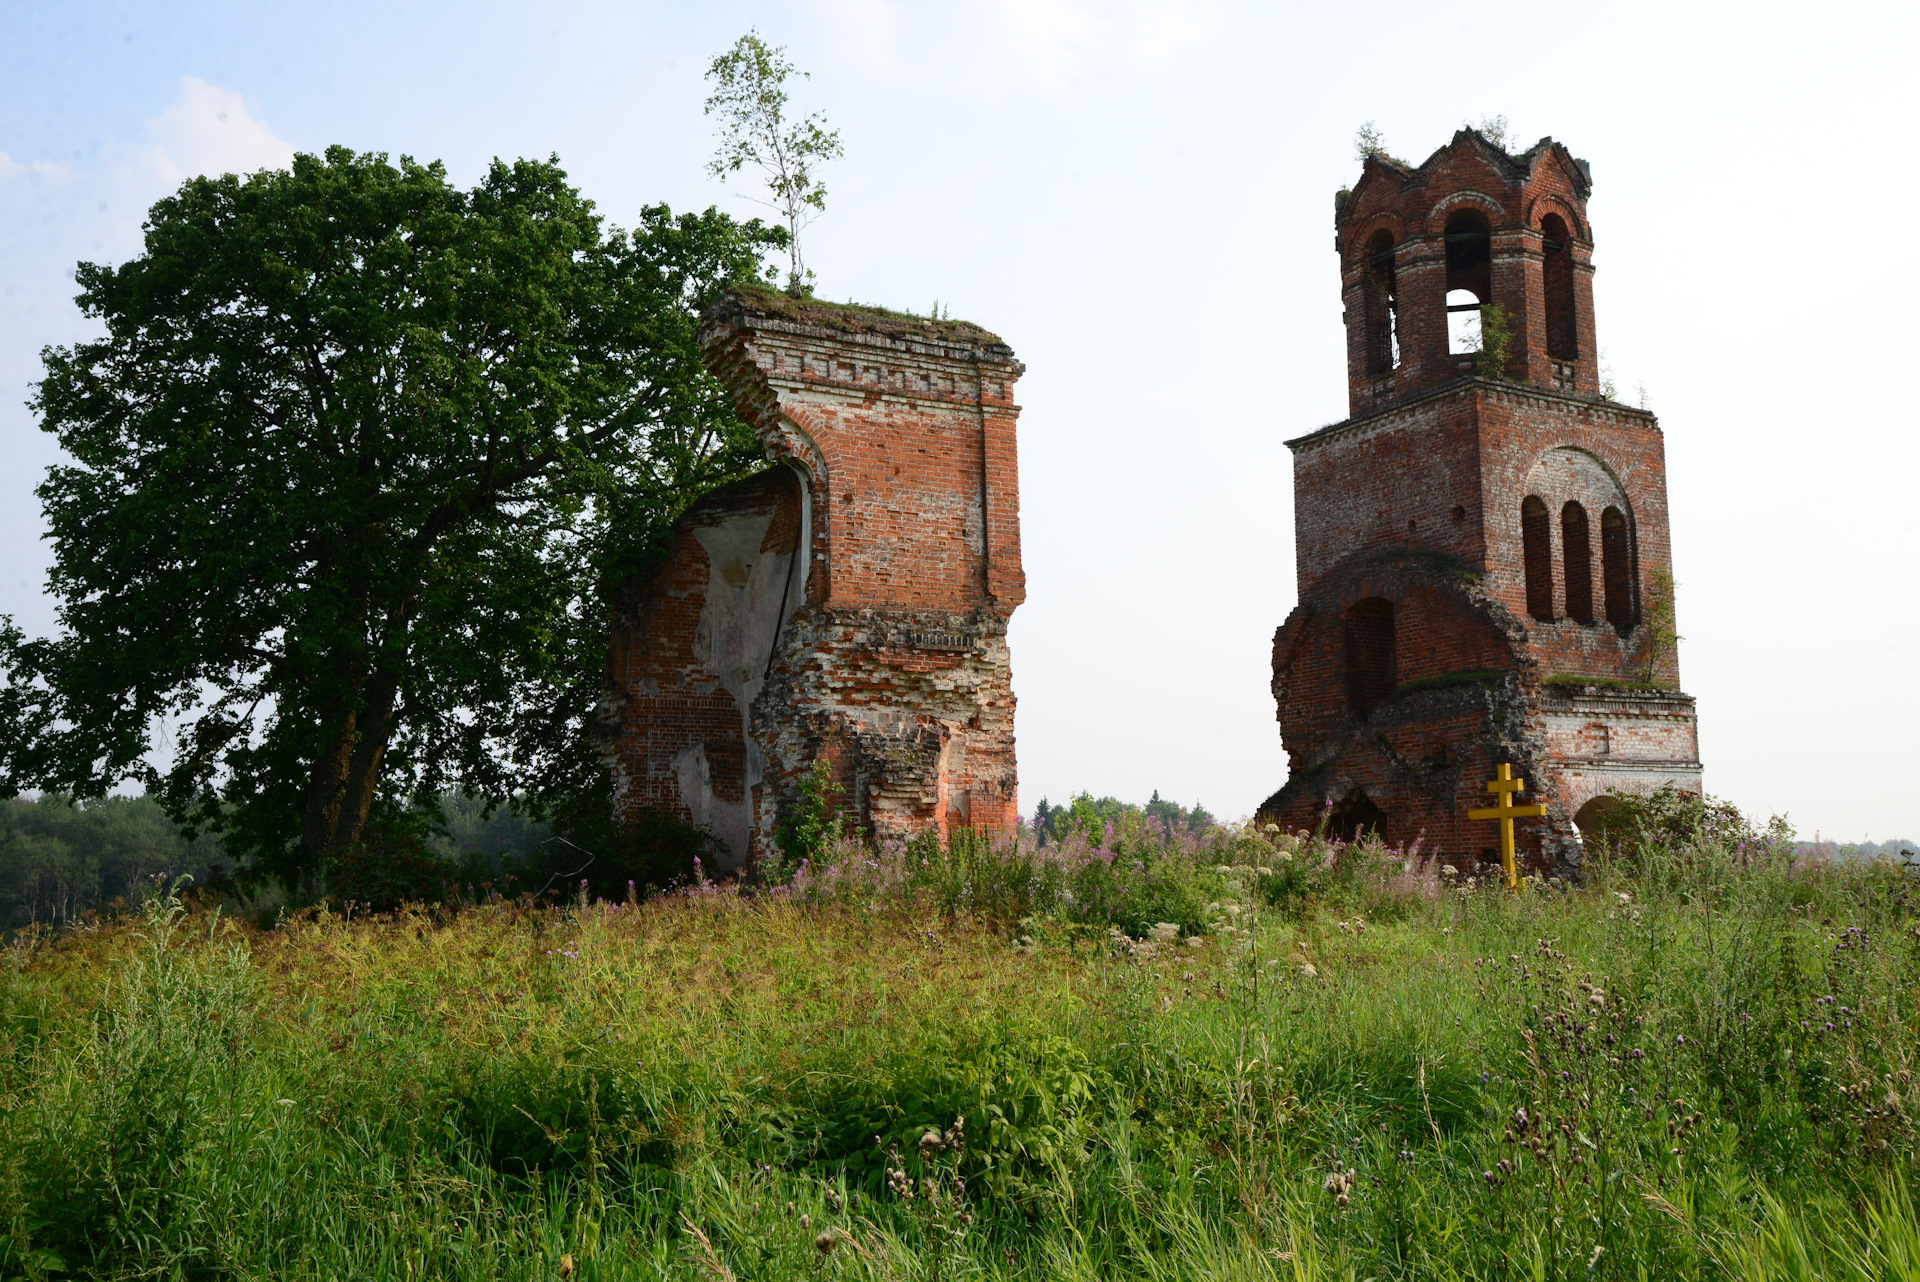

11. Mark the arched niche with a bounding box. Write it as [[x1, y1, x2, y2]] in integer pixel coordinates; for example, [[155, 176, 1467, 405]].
[[1521, 449, 1633, 631]]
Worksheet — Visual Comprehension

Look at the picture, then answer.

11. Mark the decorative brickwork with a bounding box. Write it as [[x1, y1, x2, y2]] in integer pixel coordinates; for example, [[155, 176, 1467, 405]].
[[597, 288, 1024, 871], [1261, 131, 1702, 876]]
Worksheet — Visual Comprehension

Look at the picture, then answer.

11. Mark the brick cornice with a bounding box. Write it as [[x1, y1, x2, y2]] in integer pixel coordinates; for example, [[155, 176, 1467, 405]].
[[1288, 377, 1658, 453]]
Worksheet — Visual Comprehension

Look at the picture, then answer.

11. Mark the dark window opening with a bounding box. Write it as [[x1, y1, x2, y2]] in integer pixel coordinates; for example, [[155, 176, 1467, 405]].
[[1602, 506, 1635, 633], [1344, 597, 1397, 716], [1326, 794, 1387, 844], [1561, 501, 1594, 624], [1363, 229, 1399, 375], [1541, 213, 1577, 360], [1574, 795, 1626, 849], [1521, 496, 1554, 621], [1445, 210, 1493, 355]]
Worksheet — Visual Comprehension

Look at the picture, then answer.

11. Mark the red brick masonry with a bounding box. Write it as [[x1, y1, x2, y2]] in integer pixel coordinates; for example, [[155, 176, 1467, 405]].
[[597, 288, 1025, 871], [1259, 131, 1702, 874]]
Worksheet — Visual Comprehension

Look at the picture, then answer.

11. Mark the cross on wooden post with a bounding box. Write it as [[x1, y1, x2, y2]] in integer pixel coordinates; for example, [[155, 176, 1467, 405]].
[[1468, 763, 1546, 891]]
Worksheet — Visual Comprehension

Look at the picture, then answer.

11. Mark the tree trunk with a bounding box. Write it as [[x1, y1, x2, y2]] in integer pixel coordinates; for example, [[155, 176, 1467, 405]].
[[325, 671, 398, 857], [299, 671, 399, 870], [300, 712, 360, 868]]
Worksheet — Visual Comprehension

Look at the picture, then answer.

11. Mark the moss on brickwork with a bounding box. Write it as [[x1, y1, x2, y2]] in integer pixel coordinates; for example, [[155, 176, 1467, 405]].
[[722, 283, 1003, 347], [1542, 673, 1677, 693], [1385, 668, 1504, 703]]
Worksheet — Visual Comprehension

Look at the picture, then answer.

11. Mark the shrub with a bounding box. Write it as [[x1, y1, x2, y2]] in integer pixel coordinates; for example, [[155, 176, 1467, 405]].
[[327, 820, 453, 911]]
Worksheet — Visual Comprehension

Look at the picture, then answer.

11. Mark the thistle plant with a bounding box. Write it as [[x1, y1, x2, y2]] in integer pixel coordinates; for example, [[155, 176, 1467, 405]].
[[880, 1117, 971, 1279]]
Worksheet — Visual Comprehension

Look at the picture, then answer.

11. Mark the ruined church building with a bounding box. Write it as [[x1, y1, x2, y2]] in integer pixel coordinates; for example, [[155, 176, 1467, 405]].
[[599, 127, 1698, 880], [1258, 129, 1701, 874], [597, 290, 1024, 871]]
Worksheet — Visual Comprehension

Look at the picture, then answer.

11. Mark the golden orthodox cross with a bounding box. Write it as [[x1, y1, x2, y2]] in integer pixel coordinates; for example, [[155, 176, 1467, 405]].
[[1468, 763, 1546, 890]]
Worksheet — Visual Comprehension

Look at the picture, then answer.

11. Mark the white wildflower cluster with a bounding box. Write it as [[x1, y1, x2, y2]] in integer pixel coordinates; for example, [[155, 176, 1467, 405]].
[[1109, 922, 1185, 961]]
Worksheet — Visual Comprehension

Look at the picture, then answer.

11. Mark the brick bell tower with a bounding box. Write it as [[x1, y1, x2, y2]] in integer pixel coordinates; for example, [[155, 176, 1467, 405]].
[[1258, 129, 1702, 876]]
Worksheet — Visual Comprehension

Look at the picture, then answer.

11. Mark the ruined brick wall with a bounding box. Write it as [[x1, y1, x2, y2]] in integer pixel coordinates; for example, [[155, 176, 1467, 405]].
[[598, 287, 1024, 870], [1264, 131, 1700, 877]]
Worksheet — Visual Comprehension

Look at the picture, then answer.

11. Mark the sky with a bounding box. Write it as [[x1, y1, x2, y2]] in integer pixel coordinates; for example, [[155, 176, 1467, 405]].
[[1, 0, 1916, 843]]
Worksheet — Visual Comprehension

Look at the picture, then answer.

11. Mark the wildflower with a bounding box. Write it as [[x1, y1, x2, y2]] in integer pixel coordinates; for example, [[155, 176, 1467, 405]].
[[1441, 864, 1459, 877], [799, 1213, 811, 1229], [815, 1231, 837, 1255], [1589, 989, 1606, 1007]]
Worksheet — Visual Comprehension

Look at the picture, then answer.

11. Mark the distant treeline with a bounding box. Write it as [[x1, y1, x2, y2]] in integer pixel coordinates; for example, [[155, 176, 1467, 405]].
[[0, 793, 550, 931], [1797, 837, 1917, 862], [1031, 791, 1215, 847]]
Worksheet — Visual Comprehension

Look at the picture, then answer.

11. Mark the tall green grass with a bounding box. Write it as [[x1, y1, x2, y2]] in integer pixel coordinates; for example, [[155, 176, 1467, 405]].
[[0, 819, 1913, 1279]]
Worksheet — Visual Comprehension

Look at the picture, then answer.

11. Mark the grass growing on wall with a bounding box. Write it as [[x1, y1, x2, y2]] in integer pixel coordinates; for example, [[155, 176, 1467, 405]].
[[0, 816, 1915, 1280]]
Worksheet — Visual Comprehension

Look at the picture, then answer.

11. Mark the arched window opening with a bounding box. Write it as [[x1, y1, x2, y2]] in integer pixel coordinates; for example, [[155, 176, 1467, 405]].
[[1521, 496, 1554, 621], [1561, 501, 1594, 624], [1344, 597, 1396, 716], [1602, 506, 1635, 632], [1541, 213, 1577, 360], [1445, 210, 1492, 355], [1363, 229, 1399, 374], [1573, 796, 1626, 851]]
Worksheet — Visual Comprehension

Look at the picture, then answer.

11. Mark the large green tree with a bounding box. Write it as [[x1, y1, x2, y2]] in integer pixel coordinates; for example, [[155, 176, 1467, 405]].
[[0, 146, 782, 887]]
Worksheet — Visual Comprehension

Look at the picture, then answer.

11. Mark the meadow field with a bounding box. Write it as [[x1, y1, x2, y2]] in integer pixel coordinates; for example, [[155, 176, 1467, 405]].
[[0, 805, 1915, 1280]]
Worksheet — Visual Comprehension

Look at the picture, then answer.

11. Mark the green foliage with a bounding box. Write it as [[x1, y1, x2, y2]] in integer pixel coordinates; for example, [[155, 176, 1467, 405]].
[[1592, 781, 1758, 859], [705, 30, 843, 294], [0, 793, 237, 932], [1, 147, 784, 890], [1034, 789, 1213, 848], [1465, 113, 1511, 151], [326, 818, 454, 912], [1643, 563, 1684, 681], [1353, 120, 1400, 165], [1, 814, 1916, 1278], [1473, 302, 1514, 378], [772, 758, 848, 881]]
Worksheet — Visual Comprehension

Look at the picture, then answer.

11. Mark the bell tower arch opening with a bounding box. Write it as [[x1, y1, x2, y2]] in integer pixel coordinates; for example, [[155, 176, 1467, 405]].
[[1541, 212, 1578, 360], [1444, 210, 1493, 355], [1362, 229, 1399, 375]]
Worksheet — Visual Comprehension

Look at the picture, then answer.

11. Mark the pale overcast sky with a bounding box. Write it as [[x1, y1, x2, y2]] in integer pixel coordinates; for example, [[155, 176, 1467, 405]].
[[2, 1, 1915, 842]]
